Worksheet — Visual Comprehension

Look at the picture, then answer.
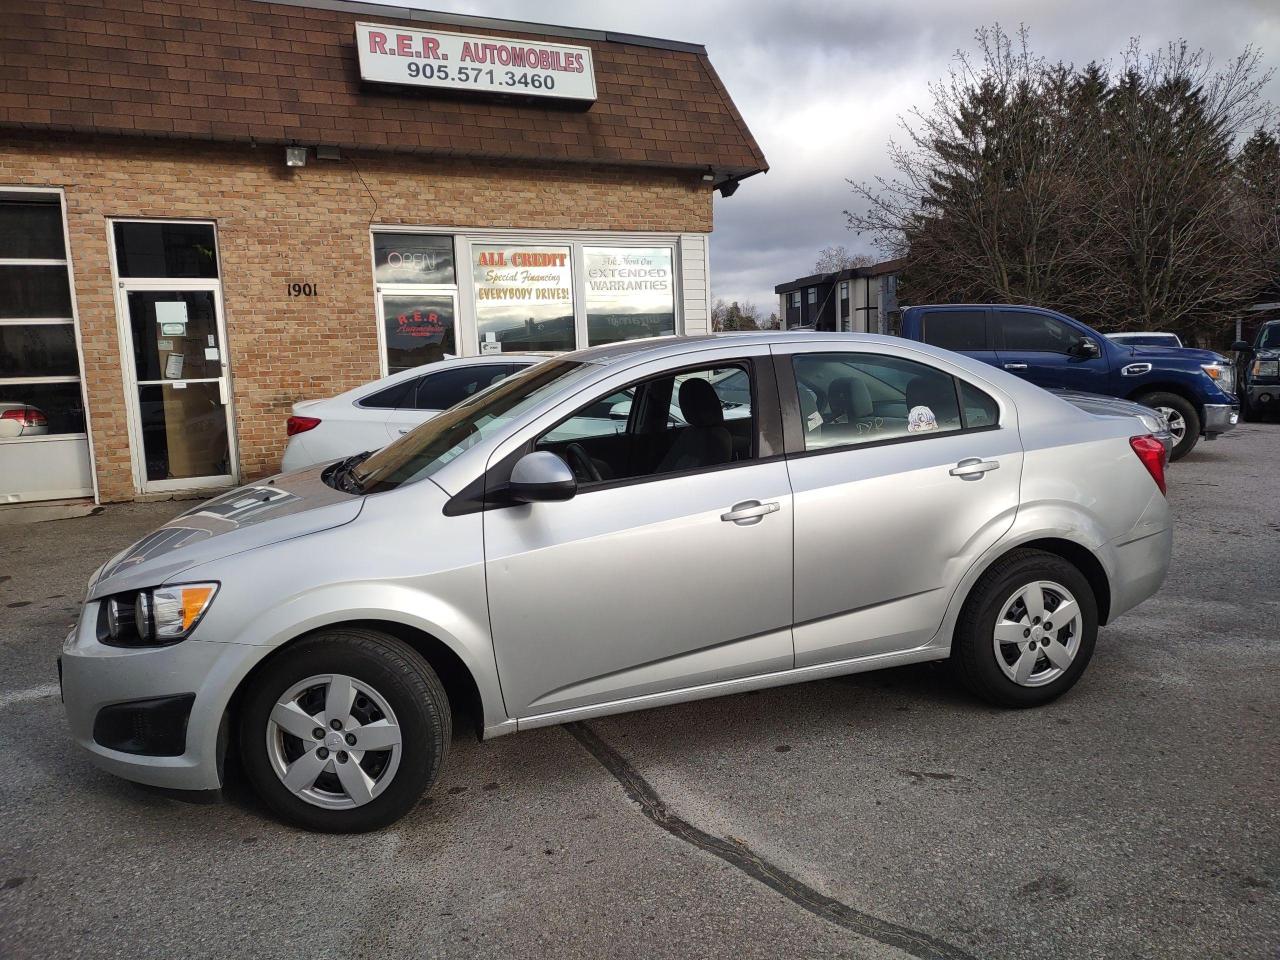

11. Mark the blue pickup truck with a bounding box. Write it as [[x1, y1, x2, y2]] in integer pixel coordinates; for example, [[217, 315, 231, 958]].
[[898, 304, 1239, 460]]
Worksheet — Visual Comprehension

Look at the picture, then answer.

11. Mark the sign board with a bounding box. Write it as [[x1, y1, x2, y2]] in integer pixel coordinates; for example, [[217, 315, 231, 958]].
[[355, 23, 597, 103]]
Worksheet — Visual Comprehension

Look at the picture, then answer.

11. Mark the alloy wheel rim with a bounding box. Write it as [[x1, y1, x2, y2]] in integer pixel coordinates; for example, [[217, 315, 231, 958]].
[[1155, 406, 1186, 443], [266, 673, 403, 809], [993, 580, 1083, 687]]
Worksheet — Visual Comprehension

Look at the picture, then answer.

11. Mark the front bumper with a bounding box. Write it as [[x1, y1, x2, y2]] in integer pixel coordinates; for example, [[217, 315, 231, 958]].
[[61, 602, 268, 791], [1200, 403, 1239, 436], [1246, 383, 1279, 407]]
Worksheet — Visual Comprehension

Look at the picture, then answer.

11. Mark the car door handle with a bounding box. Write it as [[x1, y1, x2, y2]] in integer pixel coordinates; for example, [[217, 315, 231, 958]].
[[1003, 363, 1028, 370], [720, 500, 780, 525], [949, 458, 1000, 480]]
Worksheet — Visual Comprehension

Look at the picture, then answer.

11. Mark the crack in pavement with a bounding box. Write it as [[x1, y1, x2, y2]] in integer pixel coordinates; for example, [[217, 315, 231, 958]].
[[565, 721, 978, 960]]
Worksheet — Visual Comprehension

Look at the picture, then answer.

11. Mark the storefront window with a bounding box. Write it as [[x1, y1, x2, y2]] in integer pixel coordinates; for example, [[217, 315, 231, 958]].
[[585, 246, 675, 346], [373, 233, 456, 285], [471, 243, 574, 353], [381, 294, 457, 373]]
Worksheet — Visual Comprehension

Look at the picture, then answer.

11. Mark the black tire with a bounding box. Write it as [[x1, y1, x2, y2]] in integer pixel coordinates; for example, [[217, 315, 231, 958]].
[[951, 549, 1098, 708], [238, 628, 450, 832], [1137, 390, 1200, 461]]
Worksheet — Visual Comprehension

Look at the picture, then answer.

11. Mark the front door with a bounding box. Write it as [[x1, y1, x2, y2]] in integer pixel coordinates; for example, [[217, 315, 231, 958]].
[[112, 220, 236, 492], [483, 351, 794, 720], [993, 309, 1111, 393]]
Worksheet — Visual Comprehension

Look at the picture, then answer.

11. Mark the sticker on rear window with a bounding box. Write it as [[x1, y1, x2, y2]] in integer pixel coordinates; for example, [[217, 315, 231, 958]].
[[908, 405, 938, 433]]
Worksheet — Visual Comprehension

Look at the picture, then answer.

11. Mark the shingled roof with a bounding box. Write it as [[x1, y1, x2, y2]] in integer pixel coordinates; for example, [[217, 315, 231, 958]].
[[0, 0, 768, 185]]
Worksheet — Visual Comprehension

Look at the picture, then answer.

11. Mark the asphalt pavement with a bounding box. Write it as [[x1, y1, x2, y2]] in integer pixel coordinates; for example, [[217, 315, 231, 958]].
[[1, 423, 1277, 959]]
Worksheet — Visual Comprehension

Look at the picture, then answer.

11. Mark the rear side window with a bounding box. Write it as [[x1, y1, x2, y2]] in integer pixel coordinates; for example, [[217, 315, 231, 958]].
[[959, 381, 999, 429], [412, 364, 515, 411], [922, 311, 988, 351], [358, 379, 414, 409], [791, 353, 999, 452]]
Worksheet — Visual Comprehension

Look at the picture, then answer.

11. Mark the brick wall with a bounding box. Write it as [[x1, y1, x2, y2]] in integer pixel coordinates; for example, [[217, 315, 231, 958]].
[[0, 131, 713, 501]]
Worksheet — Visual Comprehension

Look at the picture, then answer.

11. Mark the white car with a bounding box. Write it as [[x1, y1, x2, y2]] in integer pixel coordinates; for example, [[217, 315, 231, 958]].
[[281, 356, 542, 470], [1106, 331, 1184, 349], [0, 402, 50, 438]]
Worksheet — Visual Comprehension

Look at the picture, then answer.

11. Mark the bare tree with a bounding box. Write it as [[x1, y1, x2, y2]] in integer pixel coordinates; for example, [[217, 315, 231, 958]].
[[846, 25, 1276, 342], [814, 244, 873, 273], [712, 298, 762, 332]]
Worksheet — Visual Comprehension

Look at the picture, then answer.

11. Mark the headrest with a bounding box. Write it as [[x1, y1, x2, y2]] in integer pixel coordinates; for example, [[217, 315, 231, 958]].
[[829, 376, 873, 419], [678, 377, 725, 428], [905, 375, 954, 414]]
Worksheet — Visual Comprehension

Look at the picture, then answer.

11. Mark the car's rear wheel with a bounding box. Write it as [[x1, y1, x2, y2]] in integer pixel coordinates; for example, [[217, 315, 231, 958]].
[[238, 628, 450, 832], [1138, 390, 1199, 460], [951, 549, 1098, 708]]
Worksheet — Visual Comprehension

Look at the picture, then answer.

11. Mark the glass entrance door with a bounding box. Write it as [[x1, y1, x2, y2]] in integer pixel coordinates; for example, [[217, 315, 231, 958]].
[[112, 221, 236, 492]]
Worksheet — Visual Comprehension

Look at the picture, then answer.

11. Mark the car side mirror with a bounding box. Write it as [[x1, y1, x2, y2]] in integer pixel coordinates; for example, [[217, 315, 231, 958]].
[[508, 451, 576, 503], [1072, 337, 1100, 359], [1231, 340, 1253, 354]]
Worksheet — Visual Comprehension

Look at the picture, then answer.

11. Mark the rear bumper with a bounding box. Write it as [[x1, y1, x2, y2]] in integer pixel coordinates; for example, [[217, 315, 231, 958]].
[[1108, 525, 1173, 621], [1200, 403, 1239, 436]]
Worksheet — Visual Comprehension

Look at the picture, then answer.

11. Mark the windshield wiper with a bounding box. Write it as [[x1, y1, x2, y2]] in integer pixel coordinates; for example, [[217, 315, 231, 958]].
[[329, 451, 372, 494]]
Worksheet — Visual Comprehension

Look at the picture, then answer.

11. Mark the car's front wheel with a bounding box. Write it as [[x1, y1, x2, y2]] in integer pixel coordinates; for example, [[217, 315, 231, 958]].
[[951, 549, 1098, 708], [238, 628, 450, 832], [1138, 390, 1200, 461]]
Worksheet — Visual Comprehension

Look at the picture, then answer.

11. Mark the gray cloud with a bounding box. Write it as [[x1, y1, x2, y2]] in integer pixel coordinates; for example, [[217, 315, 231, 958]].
[[381, 0, 1280, 311]]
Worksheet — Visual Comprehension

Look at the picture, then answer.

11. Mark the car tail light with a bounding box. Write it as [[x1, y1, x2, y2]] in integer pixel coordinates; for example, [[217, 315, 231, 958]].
[[1, 406, 46, 427], [286, 415, 321, 437], [1129, 435, 1167, 496]]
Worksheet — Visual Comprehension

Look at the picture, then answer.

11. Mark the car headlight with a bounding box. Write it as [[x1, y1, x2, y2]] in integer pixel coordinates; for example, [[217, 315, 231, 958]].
[[1201, 363, 1234, 394], [98, 583, 218, 647], [1253, 359, 1280, 380]]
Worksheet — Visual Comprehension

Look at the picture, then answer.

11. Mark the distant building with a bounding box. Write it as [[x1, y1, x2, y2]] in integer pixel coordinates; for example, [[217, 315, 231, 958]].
[[774, 259, 904, 333]]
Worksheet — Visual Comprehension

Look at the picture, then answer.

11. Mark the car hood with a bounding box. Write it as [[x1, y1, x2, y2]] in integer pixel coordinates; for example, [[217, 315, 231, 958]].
[[89, 464, 363, 599], [1124, 344, 1227, 364]]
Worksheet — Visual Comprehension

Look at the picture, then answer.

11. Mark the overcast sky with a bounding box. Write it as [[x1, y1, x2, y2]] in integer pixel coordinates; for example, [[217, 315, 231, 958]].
[[384, 0, 1280, 314]]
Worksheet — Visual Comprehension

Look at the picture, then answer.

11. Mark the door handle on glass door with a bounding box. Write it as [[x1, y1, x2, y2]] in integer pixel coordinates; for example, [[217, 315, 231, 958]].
[[1003, 363, 1028, 370], [720, 500, 779, 525], [949, 458, 999, 480]]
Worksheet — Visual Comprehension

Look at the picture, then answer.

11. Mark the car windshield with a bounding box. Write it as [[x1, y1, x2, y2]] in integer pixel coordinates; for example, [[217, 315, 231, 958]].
[[352, 358, 595, 492], [1260, 324, 1280, 350]]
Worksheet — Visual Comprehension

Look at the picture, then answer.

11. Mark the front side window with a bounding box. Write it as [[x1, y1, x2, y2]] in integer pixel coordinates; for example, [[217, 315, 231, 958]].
[[585, 247, 676, 345], [354, 358, 596, 492], [998, 311, 1080, 353], [922, 310, 988, 352], [536, 363, 756, 485], [791, 352, 997, 451], [471, 243, 574, 353]]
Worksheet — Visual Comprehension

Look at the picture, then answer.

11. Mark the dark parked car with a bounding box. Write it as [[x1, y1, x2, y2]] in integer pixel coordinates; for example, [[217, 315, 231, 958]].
[[898, 304, 1239, 460], [1233, 320, 1280, 421]]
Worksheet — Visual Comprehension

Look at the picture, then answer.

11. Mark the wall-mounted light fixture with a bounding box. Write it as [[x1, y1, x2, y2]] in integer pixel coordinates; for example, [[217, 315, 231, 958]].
[[701, 168, 715, 182], [285, 146, 307, 167]]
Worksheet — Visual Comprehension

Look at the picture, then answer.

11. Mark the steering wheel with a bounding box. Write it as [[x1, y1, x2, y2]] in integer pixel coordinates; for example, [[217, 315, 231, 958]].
[[563, 443, 602, 484]]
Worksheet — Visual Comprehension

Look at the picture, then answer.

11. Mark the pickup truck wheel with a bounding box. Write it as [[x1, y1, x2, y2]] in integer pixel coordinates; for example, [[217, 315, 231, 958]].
[[238, 629, 450, 832], [951, 549, 1098, 708], [1138, 391, 1199, 461]]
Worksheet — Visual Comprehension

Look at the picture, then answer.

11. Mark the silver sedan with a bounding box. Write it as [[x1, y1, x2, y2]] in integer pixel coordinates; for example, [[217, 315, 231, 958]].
[[61, 333, 1172, 831]]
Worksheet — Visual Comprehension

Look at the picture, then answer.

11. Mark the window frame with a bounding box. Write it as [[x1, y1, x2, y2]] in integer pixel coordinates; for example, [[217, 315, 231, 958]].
[[0, 187, 94, 458], [994, 308, 1090, 355], [773, 348, 1003, 459]]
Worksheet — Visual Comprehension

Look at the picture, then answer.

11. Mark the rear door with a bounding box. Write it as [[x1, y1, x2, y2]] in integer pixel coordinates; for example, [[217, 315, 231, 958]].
[[775, 343, 1022, 666], [916, 307, 1000, 369], [994, 309, 1110, 392]]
